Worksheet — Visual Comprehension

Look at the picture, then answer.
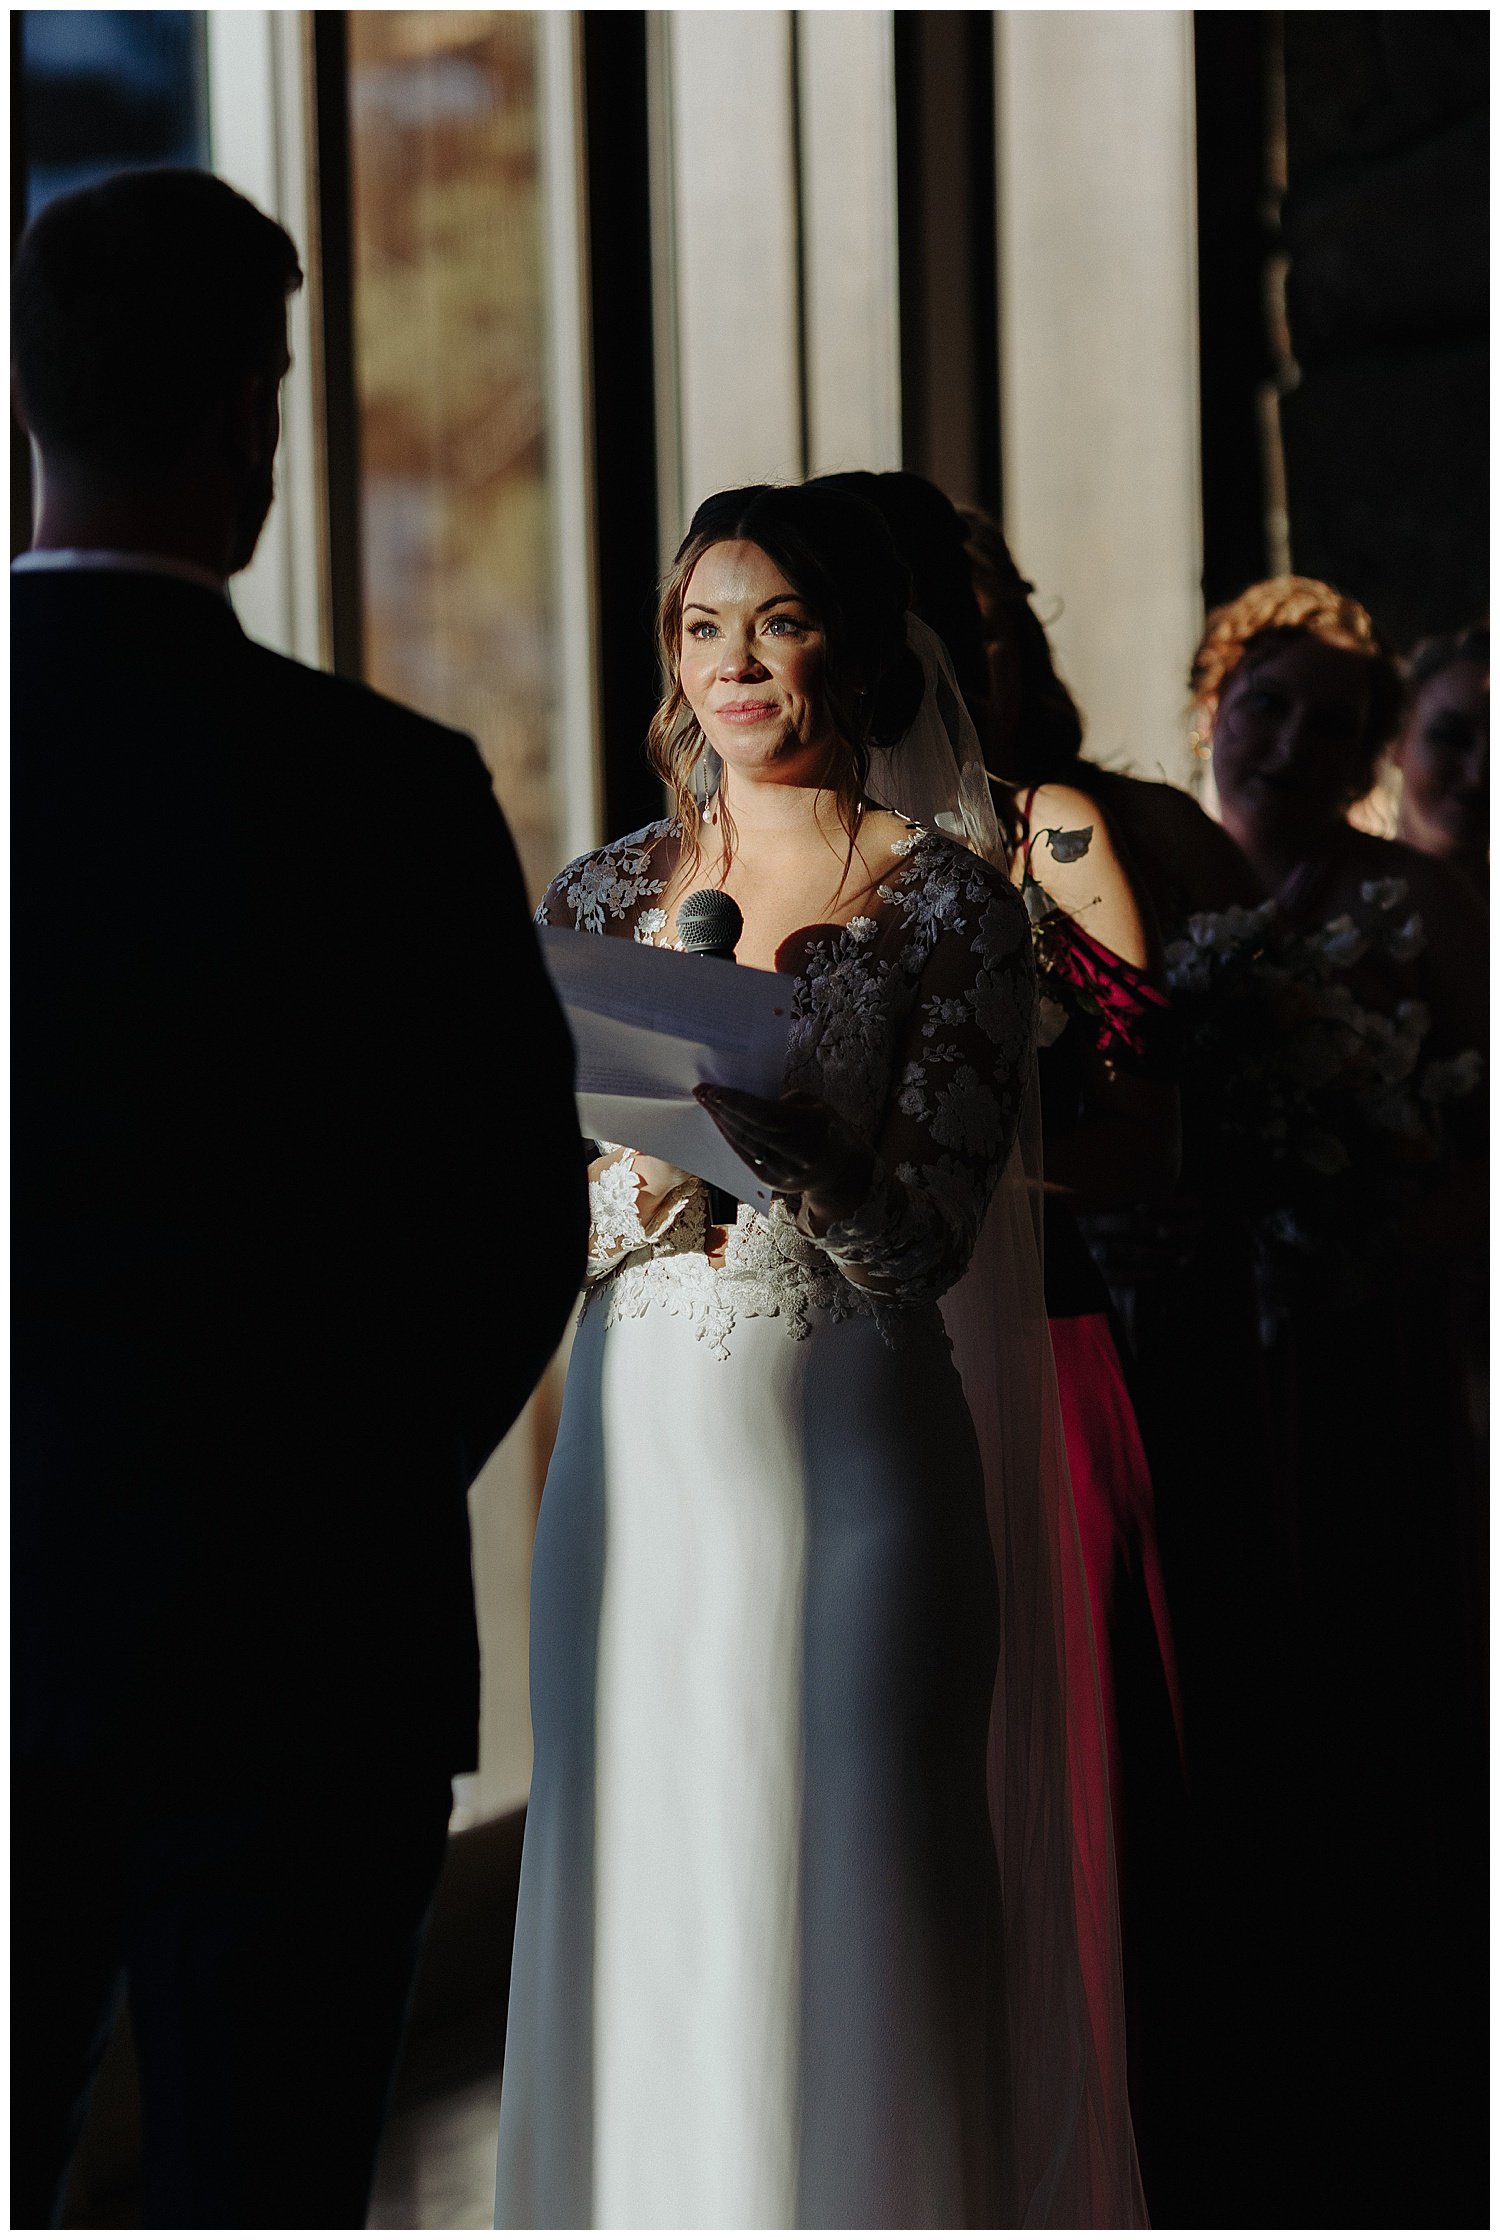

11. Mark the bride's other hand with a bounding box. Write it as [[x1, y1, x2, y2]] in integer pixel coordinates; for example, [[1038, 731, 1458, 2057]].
[[694, 1085, 874, 1227], [588, 1147, 694, 1231]]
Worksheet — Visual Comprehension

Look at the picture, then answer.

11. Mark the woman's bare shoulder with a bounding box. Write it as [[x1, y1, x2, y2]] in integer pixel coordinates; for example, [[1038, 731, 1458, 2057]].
[[1017, 783, 1131, 896], [1022, 779, 1104, 839], [1007, 782, 1151, 952]]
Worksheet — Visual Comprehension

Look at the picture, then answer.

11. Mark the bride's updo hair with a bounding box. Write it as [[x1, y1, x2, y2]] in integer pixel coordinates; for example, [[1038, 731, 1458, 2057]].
[[649, 481, 924, 866]]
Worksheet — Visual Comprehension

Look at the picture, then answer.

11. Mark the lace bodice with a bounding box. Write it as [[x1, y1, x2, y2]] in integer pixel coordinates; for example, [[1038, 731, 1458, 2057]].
[[538, 817, 1036, 1356]]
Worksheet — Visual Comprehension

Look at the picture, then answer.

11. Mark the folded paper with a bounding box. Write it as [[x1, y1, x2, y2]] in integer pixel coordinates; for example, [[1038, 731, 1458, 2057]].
[[540, 926, 794, 1210]]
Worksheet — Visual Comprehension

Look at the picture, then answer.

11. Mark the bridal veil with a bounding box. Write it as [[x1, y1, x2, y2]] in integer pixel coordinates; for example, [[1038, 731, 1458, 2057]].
[[876, 617, 1145, 2226]]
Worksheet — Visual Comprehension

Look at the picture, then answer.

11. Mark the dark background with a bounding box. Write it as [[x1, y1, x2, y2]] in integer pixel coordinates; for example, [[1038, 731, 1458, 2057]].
[[1277, 9, 1488, 647]]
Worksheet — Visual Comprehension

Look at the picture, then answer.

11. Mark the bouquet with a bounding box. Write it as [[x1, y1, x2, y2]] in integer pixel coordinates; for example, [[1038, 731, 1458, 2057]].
[[1162, 878, 1482, 1321]]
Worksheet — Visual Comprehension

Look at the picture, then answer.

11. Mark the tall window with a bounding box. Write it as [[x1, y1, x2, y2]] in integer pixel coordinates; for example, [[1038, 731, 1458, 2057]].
[[346, 11, 557, 903], [346, 12, 566, 1824]]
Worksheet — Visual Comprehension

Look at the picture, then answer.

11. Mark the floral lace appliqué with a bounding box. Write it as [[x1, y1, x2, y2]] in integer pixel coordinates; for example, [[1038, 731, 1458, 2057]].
[[541, 822, 1035, 1359], [594, 1205, 862, 1361], [539, 821, 674, 935]]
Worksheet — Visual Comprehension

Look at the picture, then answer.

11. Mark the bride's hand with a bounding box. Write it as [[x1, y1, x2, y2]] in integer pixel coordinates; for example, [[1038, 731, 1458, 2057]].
[[693, 1086, 874, 1227], [589, 1147, 694, 1230], [629, 1151, 694, 1205]]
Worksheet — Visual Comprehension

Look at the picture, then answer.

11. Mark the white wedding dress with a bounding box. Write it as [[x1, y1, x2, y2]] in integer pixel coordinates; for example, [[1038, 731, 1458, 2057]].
[[494, 814, 1124, 2229]]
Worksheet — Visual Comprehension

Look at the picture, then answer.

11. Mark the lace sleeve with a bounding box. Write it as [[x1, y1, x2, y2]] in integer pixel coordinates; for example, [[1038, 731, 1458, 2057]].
[[810, 868, 1036, 1302], [535, 823, 672, 938], [534, 824, 702, 1280], [585, 1147, 703, 1282], [587, 1151, 650, 1281]]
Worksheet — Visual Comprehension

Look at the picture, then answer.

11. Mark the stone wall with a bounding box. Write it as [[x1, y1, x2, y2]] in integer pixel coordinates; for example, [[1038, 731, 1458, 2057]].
[[1278, 11, 1487, 647]]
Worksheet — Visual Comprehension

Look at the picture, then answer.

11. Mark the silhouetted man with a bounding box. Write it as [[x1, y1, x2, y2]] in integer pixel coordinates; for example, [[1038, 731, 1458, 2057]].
[[12, 167, 587, 2227]]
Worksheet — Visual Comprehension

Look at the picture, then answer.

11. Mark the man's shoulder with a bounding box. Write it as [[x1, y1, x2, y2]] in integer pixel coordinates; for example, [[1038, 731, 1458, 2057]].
[[243, 638, 480, 775], [13, 571, 485, 784]]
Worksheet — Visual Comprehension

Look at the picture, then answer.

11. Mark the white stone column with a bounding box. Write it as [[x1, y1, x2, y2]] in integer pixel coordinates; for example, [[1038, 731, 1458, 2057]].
[[650, 11, 804, 549], [648, 11, 903, 549], [797, 12, 902, 478], [538, 10, 604, 868], [206, 10, 327, 667], [996, 11, 1203, 782]]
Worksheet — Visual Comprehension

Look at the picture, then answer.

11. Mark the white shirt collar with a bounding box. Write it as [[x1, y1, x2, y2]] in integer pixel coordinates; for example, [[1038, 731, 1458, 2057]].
[[11, 548, 230, 601]]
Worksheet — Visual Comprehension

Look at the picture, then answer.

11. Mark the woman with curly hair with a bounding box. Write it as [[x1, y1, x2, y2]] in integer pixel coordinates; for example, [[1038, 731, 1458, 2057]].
[[1195, 579, 1482, 1022]]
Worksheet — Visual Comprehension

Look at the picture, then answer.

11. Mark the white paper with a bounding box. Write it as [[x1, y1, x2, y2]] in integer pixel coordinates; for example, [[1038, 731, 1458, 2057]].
[[539, 925, 795, 1211]]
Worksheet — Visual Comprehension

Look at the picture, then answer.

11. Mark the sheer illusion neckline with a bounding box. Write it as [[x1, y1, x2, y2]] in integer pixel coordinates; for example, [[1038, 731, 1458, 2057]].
[[648, 811, 935, 957]]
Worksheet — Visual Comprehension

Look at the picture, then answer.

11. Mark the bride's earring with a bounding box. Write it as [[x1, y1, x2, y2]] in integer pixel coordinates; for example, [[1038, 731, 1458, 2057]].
[[691, 732, 723, 811]]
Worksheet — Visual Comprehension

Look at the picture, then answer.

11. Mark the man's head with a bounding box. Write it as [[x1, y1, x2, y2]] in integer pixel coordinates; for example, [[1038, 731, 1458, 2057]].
[[12, 167, 303, 575]]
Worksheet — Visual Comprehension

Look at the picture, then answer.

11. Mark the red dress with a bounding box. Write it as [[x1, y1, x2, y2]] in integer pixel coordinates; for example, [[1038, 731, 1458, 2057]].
[[1023, 812, 1190, 2213], [1025, 847, 1184, 1864]]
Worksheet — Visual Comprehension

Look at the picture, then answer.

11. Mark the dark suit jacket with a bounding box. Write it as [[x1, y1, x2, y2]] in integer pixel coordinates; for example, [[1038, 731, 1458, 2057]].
[[13, 567, 587, 1777]]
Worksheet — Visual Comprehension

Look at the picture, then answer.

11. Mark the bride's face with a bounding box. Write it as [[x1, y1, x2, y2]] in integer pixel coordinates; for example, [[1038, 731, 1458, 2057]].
[[679, 539, 835, 782]]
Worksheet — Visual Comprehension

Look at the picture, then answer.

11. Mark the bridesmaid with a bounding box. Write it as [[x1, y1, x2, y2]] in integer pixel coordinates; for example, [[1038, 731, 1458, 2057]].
[[1199, 577, 1487, 1294], [1393, 623, 1488, 902], [957, 531, 1279, 1922], [820, 474, 1190, 2213], [1391, 621, 1488, 1516], [1191, 575, 1487, 2229], [994, 717, 1190, 2240], [1003, 788, 1185, 1860], [1196, 577, 1485, 1046], [960, 503, 1262, 929], [818, 475, 1187, 1843]]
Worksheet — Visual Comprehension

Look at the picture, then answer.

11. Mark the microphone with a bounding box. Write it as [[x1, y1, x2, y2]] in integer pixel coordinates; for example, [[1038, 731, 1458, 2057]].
[[675, 888, 745, 1228], [675, 886, 743, 963]]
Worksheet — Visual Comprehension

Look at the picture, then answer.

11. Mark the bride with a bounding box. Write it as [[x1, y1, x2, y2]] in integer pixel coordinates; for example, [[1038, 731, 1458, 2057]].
[[494, 481, 1142, 2229]]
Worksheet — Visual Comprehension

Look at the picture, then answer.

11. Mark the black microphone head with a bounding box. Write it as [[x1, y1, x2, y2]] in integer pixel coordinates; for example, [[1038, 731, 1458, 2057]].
[[676, 887, 744, 960]]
